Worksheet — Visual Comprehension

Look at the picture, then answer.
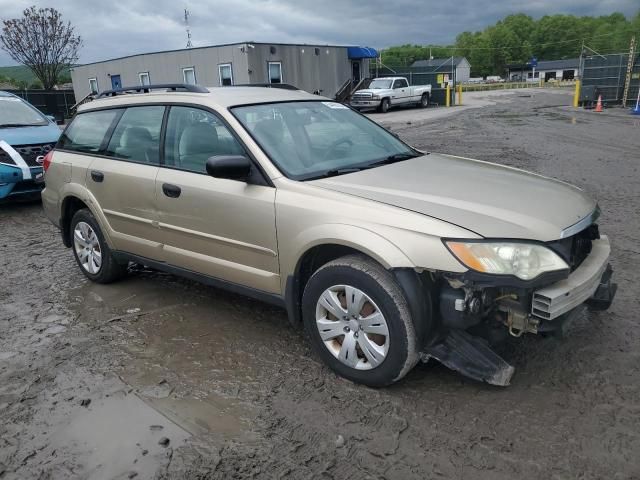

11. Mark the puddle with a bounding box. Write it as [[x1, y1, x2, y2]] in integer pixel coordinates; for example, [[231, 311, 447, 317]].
[[53, 389, 190, 480], [145, 394, 256, 440]]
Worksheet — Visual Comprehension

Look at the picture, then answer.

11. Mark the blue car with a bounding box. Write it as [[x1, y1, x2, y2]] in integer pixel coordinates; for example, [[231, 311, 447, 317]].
[[0, 91, 62, 200]]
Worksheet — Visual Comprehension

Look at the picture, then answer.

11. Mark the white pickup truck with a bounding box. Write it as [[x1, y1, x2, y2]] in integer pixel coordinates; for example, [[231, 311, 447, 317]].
[[350, 77, 432, 113]]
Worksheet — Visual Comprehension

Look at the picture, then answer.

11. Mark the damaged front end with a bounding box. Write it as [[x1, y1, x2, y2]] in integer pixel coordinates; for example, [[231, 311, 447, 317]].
[[422, 225, 616, 387]]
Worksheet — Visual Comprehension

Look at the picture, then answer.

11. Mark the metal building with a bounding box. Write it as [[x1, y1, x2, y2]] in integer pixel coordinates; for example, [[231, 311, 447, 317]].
[[70, 42, 378, 100], [410, 58, 471, 83], [506, 59, 579, 82]]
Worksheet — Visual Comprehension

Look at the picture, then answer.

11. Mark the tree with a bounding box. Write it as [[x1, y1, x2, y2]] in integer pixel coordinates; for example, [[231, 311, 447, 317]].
[[0, 6, 81, 90]]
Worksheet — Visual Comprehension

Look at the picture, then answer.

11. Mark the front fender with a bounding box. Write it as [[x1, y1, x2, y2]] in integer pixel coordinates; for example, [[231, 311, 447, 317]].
[[281, 223, 414, 282]]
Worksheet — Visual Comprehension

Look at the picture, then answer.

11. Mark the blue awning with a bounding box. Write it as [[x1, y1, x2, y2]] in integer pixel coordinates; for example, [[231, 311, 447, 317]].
[[348, 47, 379, 59]]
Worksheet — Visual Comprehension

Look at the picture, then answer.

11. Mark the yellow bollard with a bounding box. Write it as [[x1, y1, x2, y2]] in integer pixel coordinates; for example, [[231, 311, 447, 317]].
[[457, 84, 462, 105], [573, 79, 581, 107], [446, 84, 451, 107]]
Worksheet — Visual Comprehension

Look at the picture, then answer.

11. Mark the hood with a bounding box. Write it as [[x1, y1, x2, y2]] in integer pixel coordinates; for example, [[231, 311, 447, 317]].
[[0, 123, 61, 146], [311, 154, 596, 241], [353, 89, 387, 95]]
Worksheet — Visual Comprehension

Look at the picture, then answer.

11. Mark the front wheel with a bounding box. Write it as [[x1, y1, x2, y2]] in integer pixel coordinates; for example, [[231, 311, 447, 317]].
[[377, 98, 390, 113], [302, 255, 419, 387]]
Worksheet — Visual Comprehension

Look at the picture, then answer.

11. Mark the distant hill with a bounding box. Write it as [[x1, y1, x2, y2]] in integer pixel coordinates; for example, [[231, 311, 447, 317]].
[[0, 65, 36, 83], [0, 65, 72, 87]]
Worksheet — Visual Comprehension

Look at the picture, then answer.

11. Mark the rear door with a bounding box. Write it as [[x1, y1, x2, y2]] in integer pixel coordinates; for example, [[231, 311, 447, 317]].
[[82, 105, 165, 259], [155, 105, 280, 293]]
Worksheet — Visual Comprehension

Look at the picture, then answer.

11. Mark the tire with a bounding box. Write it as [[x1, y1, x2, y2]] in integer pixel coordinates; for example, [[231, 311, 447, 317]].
[[377, 98, 390, 113], [70, 208, 127, 284], [420, 93, 429, 108], [302, 254, 419, 387]]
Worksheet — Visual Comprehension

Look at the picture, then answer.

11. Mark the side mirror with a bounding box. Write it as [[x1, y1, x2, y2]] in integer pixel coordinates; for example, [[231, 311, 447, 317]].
[[46, 115, 56, 123], [206, 155, 251, 181]]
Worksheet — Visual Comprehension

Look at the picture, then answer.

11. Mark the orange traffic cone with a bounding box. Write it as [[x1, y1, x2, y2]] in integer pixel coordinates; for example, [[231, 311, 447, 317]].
[[595, 94, 603, 112]]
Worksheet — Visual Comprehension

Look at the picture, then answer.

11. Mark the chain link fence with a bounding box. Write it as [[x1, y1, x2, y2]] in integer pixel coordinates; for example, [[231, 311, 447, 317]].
[[581, 53, 640, 105]]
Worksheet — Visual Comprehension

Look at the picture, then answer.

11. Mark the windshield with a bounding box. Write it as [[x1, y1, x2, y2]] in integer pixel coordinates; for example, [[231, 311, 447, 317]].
[[368, 79, 393, 89], [0, 96, 48, 127], [232, 101, 418, 180]]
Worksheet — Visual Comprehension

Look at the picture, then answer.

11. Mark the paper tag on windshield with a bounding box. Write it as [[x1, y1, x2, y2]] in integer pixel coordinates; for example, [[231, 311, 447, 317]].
[[322, 102, 348, 109]]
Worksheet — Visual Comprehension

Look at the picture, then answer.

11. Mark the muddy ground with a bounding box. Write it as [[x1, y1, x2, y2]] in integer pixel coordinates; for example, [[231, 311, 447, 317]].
[[1, 89, 639, 479]]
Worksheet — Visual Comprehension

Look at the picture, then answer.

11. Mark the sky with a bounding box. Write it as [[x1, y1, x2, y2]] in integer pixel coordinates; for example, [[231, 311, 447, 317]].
[[0, 0, 637, 66]]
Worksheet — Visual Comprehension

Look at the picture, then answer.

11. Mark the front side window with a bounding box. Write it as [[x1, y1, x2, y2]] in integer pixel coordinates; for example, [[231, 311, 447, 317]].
[[139, 72, 150, 86], [218, 64, 233, 86], [232, 101, 417, 180], [183, 67, 196, 85], [268, 62, 282, 84], [89, 78, 99, 94], [58, 109, 122, 153], [164, 106, 245, 173], [104, 106, 164, 164], [0, 96, 48, 127]]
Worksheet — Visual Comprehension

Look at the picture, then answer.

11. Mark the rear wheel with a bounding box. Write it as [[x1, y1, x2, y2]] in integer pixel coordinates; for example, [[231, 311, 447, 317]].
[[420, 93, 429, 108], [70, 209, 127, 284], [378, 98, 390, 113], [302, 255, 419, 387]]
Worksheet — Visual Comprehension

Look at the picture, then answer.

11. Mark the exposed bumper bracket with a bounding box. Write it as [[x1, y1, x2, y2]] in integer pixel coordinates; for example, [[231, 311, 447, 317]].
[[586, 264, 617, 311], [421, 330, 515, 387]]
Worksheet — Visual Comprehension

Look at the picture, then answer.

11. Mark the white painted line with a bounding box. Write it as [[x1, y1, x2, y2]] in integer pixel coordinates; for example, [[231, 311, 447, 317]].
[[0, 140, 31, 180]]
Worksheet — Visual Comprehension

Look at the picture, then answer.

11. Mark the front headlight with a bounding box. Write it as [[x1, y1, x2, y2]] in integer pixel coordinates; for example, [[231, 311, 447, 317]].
[[371, 94, 380, 100], [445, 241, 569, 280]]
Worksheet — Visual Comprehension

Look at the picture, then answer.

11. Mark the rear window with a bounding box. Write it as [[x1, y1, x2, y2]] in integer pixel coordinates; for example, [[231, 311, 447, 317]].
[[58, 109, 121, 153]]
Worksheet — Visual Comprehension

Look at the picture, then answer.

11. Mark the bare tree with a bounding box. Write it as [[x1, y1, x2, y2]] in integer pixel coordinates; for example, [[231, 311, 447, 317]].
[[0, 6, 81, 90]]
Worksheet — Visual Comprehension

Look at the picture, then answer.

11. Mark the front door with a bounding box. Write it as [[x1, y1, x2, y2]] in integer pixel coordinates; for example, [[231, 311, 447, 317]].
[[155, 105, 280, 293], [110, 75, 122, 90], [352, 61, 361, 84]]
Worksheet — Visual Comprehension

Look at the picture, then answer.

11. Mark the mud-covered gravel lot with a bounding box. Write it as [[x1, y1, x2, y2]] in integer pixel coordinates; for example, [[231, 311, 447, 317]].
[[1, 90, 639, 479]]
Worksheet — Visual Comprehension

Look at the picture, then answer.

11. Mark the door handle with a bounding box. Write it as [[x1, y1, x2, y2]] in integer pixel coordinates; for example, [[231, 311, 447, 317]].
[[91, 170, 104, 183], [162, 183, 181, 198]]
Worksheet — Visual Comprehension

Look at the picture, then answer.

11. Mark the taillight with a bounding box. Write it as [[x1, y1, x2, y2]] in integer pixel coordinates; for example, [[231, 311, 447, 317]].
[[42, 150, 54, 172]]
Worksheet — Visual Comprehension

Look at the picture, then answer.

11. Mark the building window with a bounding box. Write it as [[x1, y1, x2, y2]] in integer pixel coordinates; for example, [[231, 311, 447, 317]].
[[268, 62, 282, 84], [139, 72, 150, 86], [89, 78, 98, 94], [218, 63, 233, 86], [182, 67, 196, 85]]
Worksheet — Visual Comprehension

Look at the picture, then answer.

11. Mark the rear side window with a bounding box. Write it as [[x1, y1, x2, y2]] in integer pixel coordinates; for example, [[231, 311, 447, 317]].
[[105, 106, 165, 164], [58, 109, 121, 153]]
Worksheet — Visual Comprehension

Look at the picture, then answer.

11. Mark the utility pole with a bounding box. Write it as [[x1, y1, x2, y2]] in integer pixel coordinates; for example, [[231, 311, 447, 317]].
[[184, 8, 193, 48], [622, 36, 636, 107]]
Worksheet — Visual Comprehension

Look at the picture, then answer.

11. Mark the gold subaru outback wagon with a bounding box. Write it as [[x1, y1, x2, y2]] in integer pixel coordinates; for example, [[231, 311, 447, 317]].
[[41, 83, 616, 387]]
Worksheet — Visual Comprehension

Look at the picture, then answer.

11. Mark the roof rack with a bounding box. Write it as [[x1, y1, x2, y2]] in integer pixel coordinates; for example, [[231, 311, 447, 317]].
[[234, 83, 299, 91], [97, 83, 209, 98]]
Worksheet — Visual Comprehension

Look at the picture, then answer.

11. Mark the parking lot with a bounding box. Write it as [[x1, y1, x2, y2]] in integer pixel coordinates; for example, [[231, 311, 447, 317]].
[[1, 89, 639, 479]]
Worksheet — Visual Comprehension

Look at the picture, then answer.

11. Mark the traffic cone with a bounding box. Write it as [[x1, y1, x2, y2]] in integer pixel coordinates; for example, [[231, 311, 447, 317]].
[[595, 95, 603, 112]]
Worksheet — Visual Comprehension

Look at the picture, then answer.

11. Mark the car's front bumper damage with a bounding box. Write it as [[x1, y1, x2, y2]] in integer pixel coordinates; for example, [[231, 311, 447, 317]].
[[422, 235, 617, 386]]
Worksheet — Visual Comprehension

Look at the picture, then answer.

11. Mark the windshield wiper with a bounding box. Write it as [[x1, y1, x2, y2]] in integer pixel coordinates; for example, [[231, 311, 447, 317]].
[[0, 123, 41, 128], [366, 152, 421, 168]]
